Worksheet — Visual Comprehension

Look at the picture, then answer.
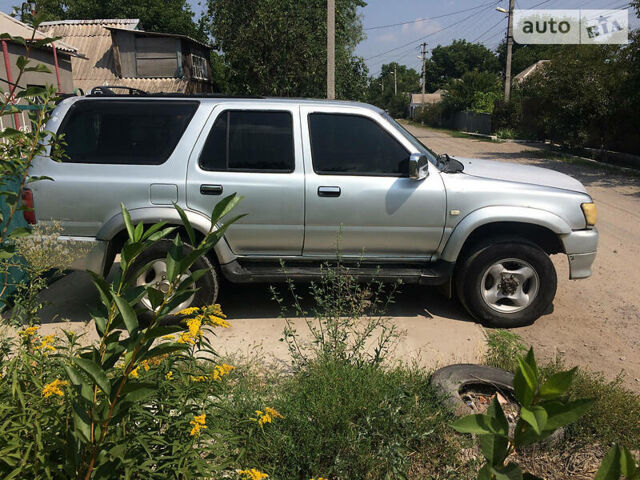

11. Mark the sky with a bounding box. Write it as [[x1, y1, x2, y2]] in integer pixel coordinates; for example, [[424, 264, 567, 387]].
[[1, 0, 638, 77]]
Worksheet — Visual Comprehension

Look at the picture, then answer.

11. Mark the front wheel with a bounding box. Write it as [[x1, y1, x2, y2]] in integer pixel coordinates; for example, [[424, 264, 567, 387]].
[[128, 239, 219, 322], [456, 240, 557, 328]]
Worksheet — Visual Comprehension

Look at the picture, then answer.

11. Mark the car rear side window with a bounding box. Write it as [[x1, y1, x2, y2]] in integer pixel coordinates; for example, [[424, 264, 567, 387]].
[[199, 110, 294, 172], [308, 113, 409, 176], [59, 100, 198, 165]]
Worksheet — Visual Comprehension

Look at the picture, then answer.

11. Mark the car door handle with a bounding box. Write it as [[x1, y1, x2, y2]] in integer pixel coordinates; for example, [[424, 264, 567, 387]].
[[200, 184, 223, 195], [317, 186, 341, 197]]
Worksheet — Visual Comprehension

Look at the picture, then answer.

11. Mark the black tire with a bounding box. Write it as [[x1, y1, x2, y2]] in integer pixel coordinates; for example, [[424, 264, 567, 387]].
[[127, 239, 219, 323], [456, 238, 557, 328], [431, 364, 514, 414]]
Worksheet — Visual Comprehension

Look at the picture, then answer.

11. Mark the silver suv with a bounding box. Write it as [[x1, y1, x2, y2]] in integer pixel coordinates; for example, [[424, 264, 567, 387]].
[[29, 92, 598, 327]]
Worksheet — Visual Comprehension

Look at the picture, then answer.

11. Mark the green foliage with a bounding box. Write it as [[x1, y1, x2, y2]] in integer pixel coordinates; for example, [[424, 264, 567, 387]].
[[35, 0, 206, 41], [431, 39, 500, 83], [0, 27, 66, 307], [273, 257, 402, 369], [367, 62, 420, 117], [453, 348, 594, 480], [0, 197, 243, 478], [595, 445, 640, 480], [441, 70, 501, 116], [484, 330, 527, 371], [205, 0, 368, 98], [220, 357, 457, 479]]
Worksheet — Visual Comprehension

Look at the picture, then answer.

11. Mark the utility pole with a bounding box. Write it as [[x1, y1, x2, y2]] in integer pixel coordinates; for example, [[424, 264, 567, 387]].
[[419, 42, 427, 108], [504, 0, 515, 102], [327, 0, 335, 100], [393, 64, 397, 95]]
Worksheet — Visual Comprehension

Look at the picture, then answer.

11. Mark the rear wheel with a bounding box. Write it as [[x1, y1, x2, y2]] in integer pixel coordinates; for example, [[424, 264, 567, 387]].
[[128, 239, 219, 322], [456, 239, 557, 328]]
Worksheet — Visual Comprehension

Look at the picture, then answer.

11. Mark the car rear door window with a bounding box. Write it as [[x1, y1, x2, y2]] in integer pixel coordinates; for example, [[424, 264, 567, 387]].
[[59, 100, 198, 165], [308, 113, 409, 176], [199, 110, 294, 172]]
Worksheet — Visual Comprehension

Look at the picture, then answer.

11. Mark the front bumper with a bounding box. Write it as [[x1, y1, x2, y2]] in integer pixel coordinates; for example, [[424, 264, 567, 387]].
[[560, 228, 598, 279]]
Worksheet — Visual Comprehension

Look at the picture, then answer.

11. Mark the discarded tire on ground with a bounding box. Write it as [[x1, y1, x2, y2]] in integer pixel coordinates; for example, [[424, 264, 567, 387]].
[[431, 363, 564, 446]]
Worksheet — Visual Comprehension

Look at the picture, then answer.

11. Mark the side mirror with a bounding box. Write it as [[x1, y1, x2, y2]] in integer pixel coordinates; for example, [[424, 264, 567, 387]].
[[409, 153, 429, 180]]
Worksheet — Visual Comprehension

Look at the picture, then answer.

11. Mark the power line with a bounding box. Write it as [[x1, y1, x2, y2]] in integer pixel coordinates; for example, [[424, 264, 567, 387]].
[[364, 1, 501, 61], [363, 1, 499, 31]]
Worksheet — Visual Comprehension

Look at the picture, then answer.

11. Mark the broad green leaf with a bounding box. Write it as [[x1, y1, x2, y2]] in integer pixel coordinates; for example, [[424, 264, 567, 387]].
[[486, 396, 509, 436], [492, 462, 523, 480], [513, 418, 550, 448], [210, 193, 243, 226], [145, 287, 164, 311], [450, 414, 497, 436], [23, 64, 51, 73], [145, 324, 183, 340], [513, 368, 534, 408], [524, 348, 538, 377], [479, 434, 509, 467], [72, 400, 92, 443], [74, 358, 111, 396], [542, 398, 594, 430], [8, 227, 31, 239], [16, 86, 46, 98], [133, 221, 144, 242], [595, 445, 621, 480], [478, 464, 493, 480], [165, 235, 183, 282], [121, 203, 135, 241], [112, 292, 139, 334], [517, 355, 538, 394], [63, 365, 84, 386], [15, 56, 28, 70], [620, 446, 639, 478], [174, 203, 196, 245], [121, 382, 156, 402], [88, 271, 113, 311], [519, 406, 547, 435], [539, 368, 576, 399]]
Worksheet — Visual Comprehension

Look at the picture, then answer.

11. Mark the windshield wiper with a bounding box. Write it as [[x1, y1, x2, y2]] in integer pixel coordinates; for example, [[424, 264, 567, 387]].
[[437, 153, 464, 173]]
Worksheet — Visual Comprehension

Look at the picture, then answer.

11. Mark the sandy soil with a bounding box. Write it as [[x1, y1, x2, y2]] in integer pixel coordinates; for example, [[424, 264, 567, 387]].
[[404, 123, 640, 391]]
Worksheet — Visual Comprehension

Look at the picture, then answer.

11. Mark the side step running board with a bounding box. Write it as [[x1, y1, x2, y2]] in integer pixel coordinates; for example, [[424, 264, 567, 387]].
[[220, 259, 454, 286]]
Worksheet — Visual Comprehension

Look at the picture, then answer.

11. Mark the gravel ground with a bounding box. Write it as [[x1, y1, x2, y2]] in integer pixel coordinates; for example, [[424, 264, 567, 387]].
[[404, 123, 640, 391]]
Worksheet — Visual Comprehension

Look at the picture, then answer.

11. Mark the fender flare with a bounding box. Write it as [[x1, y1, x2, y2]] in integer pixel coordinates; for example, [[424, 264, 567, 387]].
[[96, 206, 236, 265], [440, 206, 572, 263]]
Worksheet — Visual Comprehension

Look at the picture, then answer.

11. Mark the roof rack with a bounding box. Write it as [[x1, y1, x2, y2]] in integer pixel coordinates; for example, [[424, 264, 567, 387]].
[[86, 86, 265, 99]]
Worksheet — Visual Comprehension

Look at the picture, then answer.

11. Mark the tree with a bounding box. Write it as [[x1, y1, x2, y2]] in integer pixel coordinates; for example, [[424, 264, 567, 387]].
[[366, 62, 420, 116], [441, 70, 501, 115], [34, 0, 206, 41], [430, 39, 500, 83], [205, 0, 368, 99]]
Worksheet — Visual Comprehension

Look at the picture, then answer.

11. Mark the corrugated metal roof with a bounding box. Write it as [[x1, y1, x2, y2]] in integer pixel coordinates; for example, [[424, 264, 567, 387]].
[[410, 89, 444, 105], [513, 60, 549, 84], [106, 26, 211, 49], [40, 18, 139, 28], [77, 77, 207, 94], [0, 12, 78, 54]]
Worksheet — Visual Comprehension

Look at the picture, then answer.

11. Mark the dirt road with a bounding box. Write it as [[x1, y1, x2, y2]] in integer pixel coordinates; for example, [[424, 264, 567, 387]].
[[404, 123, 640, 389]]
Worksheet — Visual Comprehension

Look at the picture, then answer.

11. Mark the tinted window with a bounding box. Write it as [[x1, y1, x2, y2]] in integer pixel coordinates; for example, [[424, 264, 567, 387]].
[[199, 111, 294, 172], [60, 100, 198, 165], [309, 113, 409, 176]]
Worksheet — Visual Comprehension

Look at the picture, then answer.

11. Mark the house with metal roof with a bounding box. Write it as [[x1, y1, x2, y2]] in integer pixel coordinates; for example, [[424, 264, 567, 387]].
[[0, 11, 80, 130], [39, 19, 214, 94], [409, 89, 445, 118]]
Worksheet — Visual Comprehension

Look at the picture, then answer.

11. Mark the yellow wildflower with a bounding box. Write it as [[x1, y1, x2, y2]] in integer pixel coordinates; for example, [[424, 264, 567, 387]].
[[189, 413, 207, 437], [19, 325, 39, 340], [42, 379, 68, 398], [186, 316, 202, 337], [177, 331, 196, 345], [190, 375, 208, 382], [253, 407, 283, 426], [212, 363, 235, 381], [177, 306, 200, 316], [34, 334, 56, 353], [165, 371, 173, 380], [161, 334, 175, 340], [237, 469, 269, 480], [206, 314, 230, 328], [129, 366, 139, 378]]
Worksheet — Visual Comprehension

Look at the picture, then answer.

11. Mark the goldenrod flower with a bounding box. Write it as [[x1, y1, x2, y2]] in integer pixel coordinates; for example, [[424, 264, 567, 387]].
[[42, 379, 68, 398], [237, 468, 269, 480], [165, 371, 173, 380], [252, 407, 283, 426], [206, 314, 230, 328], [189, 413, 207, 437], [186, 316, 202, 337], [129, 366, 139, 378], [19, 325, 39, 340], [34, 334, 56, 353], [212, 363, 235, 381], [189, 375, 208, 382], [177, 306, 200, 316], [177, 331, 196, 345], [161, 334, 175, 340]]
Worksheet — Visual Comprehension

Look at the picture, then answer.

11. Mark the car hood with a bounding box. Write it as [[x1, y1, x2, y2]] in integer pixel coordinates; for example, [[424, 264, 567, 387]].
[[452, 156, 587, 194]]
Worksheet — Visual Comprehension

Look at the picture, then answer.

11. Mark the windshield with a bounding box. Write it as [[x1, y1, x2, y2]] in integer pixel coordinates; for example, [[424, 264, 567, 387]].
[[382, 113, 438, 165]]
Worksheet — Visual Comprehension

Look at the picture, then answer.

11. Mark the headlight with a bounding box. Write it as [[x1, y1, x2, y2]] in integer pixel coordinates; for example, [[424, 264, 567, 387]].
[[581, 202, 597, 226]]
